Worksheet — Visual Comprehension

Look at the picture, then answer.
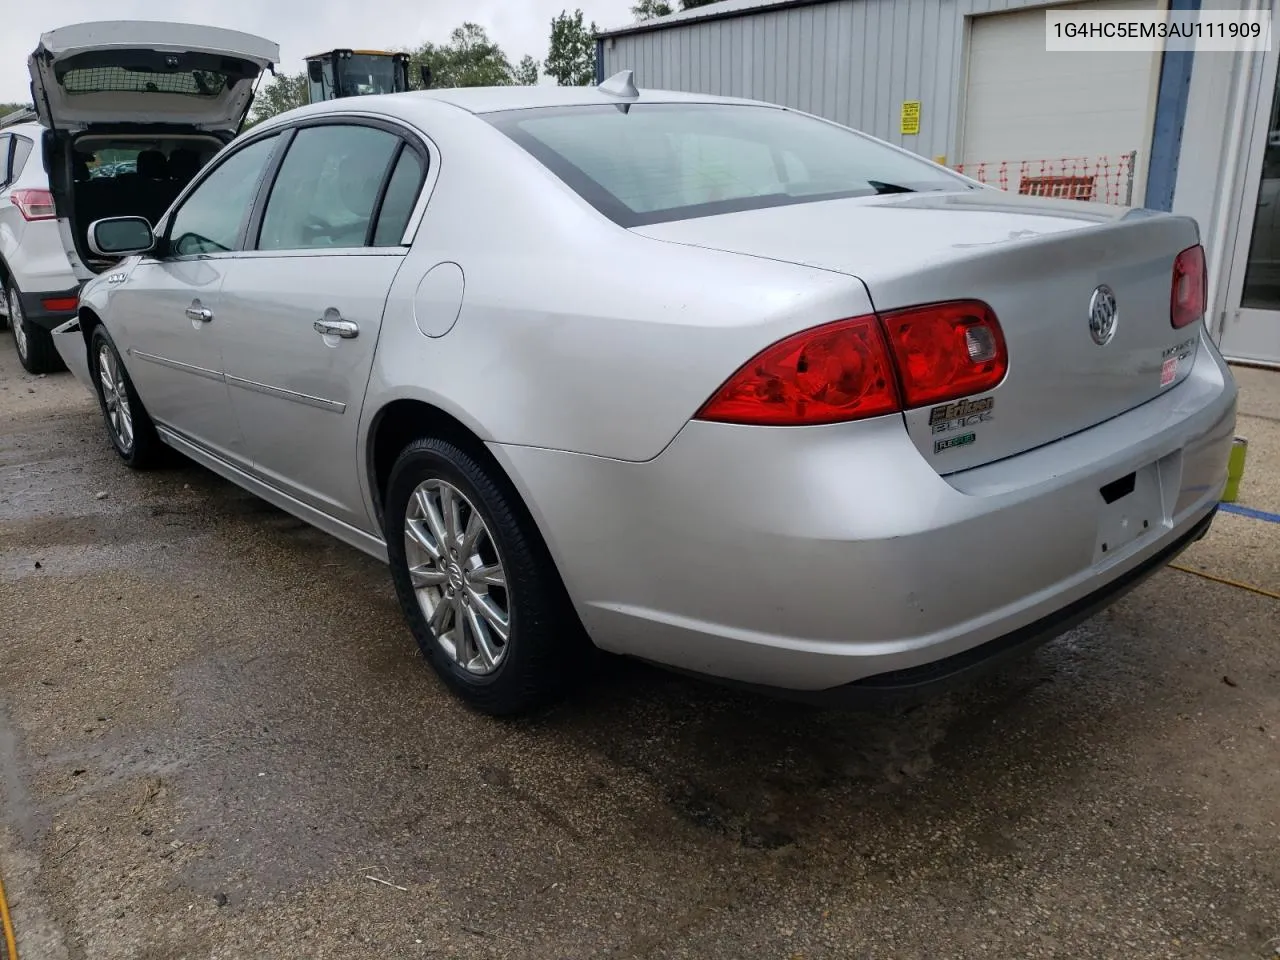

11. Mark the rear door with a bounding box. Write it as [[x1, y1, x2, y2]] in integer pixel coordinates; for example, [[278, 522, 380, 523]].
[[28, 21, 278, 135], [217, 119, 429, 530], [110, 132, 283, 467]]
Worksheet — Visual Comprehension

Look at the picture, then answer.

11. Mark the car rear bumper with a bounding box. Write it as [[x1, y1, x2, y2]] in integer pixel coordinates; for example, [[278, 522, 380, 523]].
[[713, 504, 1217, 706], [18, 284, 81, 330], [490, 327, 1238, 695]]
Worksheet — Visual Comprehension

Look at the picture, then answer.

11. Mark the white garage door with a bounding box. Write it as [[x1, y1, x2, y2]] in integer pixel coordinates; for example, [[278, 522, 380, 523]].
[[961, 0, 1161, 204]]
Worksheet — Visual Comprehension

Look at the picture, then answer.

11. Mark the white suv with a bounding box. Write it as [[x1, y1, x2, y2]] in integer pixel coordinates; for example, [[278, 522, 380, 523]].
[[0, 114, 81, 372], [2, 21, 279, 373]]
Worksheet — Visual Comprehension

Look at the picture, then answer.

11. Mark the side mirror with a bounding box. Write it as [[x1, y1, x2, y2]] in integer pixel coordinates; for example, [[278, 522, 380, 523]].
[[89, 216, 155, 257], [419, 64, 432, 89], [307, 60, 324, 84]]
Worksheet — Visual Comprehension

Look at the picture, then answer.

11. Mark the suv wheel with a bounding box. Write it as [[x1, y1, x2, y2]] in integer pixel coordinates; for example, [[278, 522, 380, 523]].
[[8, 280, 63, 374], [384, 437, 588, 716]]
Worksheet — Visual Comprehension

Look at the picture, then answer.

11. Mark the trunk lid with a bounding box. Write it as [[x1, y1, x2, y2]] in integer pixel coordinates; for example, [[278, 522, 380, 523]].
[[28, 21, 278, 135], [635, 190, 1202, 473]]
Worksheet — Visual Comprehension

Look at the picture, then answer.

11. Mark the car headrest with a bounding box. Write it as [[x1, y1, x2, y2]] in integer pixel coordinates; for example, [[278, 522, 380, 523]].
[[336, 153, 383, 216], [168, 148, 202, 182], [136, 150, 168, 179]]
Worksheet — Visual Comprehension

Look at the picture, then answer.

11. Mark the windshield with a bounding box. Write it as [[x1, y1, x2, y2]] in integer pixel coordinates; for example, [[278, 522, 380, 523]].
[[337, 54, 401, 97], [486, 103, 973, 227]]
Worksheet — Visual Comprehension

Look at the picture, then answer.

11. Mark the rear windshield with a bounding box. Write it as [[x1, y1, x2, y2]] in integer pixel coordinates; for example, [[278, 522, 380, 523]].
[[59, 66, 229, 98], [485, 103, 972, 227]]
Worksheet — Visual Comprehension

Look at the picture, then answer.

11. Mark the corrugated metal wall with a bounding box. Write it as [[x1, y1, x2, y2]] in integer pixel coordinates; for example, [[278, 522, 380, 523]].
[[598, 0, 1068, 163]]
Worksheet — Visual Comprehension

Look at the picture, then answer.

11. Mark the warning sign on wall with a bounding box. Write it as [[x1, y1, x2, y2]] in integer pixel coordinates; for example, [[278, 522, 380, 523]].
[[900, 100, 921, 136]]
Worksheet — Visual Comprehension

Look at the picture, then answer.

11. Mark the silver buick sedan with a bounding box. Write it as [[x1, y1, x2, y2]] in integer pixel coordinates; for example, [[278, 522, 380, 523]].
[[53, 76, 1238, 715]]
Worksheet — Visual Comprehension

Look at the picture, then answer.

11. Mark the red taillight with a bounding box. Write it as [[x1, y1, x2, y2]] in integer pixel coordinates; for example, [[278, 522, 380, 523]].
[[694, 314, 901, 426], [1171, 244, 1206, 329], [880, 300, 1007, 408], [694, 300, 1008, 427], [41, 297, 79, 312], [10, 188, 56, 221]]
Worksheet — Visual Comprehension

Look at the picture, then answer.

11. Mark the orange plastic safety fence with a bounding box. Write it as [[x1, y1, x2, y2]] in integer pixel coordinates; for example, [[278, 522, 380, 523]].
[[952, 153, 1139, 207]]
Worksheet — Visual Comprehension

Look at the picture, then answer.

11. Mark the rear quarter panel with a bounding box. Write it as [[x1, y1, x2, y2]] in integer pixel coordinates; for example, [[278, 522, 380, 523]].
[[360, 106, 874, 464]]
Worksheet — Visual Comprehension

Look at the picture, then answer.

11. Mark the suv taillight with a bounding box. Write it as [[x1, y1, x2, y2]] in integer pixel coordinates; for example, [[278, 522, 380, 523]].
[[694, 300, 1008, 426], [1171, 244, 1207, 329], [10, 188, 56, 221]]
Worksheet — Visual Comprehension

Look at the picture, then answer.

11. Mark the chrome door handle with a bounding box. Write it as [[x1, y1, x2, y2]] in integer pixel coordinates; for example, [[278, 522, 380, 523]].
[[314, 317, 359, 339], [185, 306, 213, 322]]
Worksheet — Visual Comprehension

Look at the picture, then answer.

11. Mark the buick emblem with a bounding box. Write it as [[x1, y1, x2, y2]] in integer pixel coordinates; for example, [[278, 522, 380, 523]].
[[1088, 285, 1118, 345]]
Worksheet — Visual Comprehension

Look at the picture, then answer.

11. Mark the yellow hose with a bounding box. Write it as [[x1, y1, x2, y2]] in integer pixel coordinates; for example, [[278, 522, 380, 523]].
[[1167, 562, 1280, 601], [0, 865, 17, 960]]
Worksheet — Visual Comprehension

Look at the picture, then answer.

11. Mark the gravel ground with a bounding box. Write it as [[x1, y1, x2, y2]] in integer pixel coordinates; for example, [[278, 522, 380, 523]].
[[1, 337, 1277, 960]]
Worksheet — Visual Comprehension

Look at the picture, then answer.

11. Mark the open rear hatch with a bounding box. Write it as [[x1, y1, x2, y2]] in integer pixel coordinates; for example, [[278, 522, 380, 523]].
[[28, 21, 278, 279], [28, 21, 279, 134], [636, 190, 1206, 474]]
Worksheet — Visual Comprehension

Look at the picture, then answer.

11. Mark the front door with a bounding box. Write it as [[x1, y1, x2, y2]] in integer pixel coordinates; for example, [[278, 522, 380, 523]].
[[111, 132, 284, 465], [1222, 43, 1280, 366], [218, 121, 427, 531], [111, 258, 237, 460]]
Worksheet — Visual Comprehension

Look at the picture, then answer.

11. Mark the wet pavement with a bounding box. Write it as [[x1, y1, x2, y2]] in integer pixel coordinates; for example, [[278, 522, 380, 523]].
[[1, 338, 1278, 960]]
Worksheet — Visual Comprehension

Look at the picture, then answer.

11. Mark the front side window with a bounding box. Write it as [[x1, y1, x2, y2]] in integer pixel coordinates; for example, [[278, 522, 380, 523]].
[[486, 103, 973, 227], [257, 125, 401, 251], [168, 134, 279, 256]]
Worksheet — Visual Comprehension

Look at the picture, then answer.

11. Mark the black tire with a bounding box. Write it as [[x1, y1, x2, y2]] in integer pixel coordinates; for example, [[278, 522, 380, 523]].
[[89, 324, 164, 469], [8, 280, 65, 374], [384, 437, 587, 716]]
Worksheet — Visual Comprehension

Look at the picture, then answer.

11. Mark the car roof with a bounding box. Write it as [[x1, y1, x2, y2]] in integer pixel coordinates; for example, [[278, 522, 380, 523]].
[[409, 84, 763, 114], [0, 122, 44, 139], [261, 83, 769, 128]]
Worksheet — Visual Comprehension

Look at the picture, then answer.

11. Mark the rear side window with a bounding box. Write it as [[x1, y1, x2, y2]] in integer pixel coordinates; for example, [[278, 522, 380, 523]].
[[486, 103, 972, 227], [10, 137, 33, 180], [257, 124, 402, 251], [0, 136, 10, 185], [168, 134, 279, 256], [372, 148, 426, 246]]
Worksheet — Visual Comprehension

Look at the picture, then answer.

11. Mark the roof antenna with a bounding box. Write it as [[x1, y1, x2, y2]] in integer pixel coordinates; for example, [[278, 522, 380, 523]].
[[598, 69, 639, 99]]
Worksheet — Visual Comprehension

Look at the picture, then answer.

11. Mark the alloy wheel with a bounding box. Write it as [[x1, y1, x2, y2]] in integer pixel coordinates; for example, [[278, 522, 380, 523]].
[[403, 478, 511, 675], [10, 289, 28, 360], [98, 343, 134, 453]]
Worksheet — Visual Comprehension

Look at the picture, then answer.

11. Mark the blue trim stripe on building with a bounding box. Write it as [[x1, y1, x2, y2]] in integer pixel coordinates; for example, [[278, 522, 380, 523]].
[[1144, 0, 1201, 211], [595, 39, 605, 84], [1219, 502, 1280, 524]]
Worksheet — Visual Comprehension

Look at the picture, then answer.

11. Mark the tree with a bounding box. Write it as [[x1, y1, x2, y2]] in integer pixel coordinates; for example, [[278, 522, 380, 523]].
[[680, 0, 719, 8], [514, 55, 541, 86], [246, 72, 308, 127], [544, 9, 598, 86], [410, 23, 515, 89], [631, 0, 673, 19]]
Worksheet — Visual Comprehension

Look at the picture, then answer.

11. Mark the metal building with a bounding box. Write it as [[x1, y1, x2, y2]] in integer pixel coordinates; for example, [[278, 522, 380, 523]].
[[596, 0, 1165, 207]]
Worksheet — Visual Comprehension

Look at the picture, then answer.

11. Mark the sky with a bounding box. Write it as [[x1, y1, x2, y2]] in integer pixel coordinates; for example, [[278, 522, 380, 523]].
[[0, 0, 639, 103]]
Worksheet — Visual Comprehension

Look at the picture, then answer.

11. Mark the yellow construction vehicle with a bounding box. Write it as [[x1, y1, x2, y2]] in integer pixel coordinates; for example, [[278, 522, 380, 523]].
[[303, 49, 421, 102]]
